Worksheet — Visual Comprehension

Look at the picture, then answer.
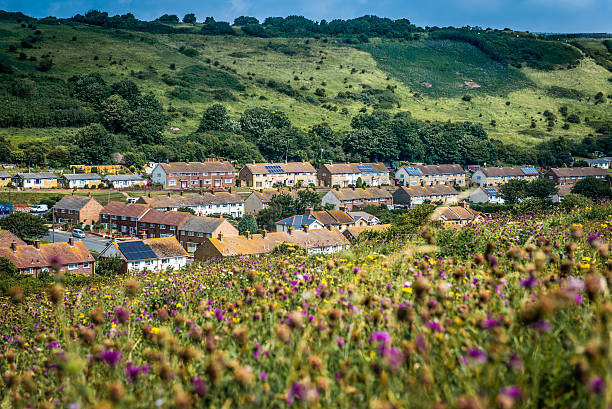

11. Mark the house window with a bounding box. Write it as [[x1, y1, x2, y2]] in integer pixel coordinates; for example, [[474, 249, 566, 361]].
[[170, 226, 176, 231], [160, 224, 166, 229], [121, 216, 127, 221], [188, 231, 194, 236], [162, 258, 169, 264], [225, 179, 233, 184], [197, 233, 203, 237], [83, 262, 90, 269], [25, 268, 34, 274], [68, 263, 78, 270], [144, 260, 153, 266], [169, 180, 177, 186]]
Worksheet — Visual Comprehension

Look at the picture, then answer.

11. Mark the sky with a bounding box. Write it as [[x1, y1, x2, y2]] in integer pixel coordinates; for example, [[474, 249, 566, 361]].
[[0, 0, 610, 33]]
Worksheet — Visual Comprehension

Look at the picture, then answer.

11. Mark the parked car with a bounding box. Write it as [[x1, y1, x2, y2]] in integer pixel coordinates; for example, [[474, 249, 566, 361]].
[[30, 204, 49, 213], [72, 229, 86, 238]]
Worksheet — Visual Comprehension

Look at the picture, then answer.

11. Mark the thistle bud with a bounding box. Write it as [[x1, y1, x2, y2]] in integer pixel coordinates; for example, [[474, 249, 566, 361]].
[[108, 381, 124, 402], [48, 285, 63, 305]]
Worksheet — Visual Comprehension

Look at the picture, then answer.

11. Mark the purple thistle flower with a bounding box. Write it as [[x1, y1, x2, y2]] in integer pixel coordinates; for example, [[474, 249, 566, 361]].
[[501, 385, 523, 399], [574, 293, 583, 306], [114, 308, 129, 324], [259, 372, 268, 381], [508, 353, 523, 371], [288, 382, 308, 403], [100, 349, 122, 367], [520, 276, 538, 289], [191, 376, 207, 397], [588, 376, 605, 395], [531, 320, 551, 332], [427, 321, 442, 332], [461, 348, 487, 366], [370, 331, 391, 345], [337, 337, 344, 347]]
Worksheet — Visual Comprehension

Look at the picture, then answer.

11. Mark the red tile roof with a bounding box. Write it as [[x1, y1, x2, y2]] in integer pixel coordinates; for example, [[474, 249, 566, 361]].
[[101, 202, 150, 218], [0, 241, 93, 270]]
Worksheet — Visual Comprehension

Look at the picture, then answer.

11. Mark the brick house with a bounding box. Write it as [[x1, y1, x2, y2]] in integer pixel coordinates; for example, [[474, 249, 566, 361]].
[[152, 161, 236, 189], [0, 229, 25, 247], [471, 167, 539, 187], [178, 216, 239, 253], [238, 162, 317, 188], [395, 164, 465, 187], [321, 187, 393, 210], [317, 163, 390, 187], [99, 202, 151, 236], [544, 167, 608, 185], [12, 173, 58, 189], [59, 173, 102, 189], [137, 191, 244, 218], [392, 185, 459, 208], [243, 190, 298, 214], [0, 238, 94, 277], [52, 196, 104, 226], [138, 209, 191, 239]]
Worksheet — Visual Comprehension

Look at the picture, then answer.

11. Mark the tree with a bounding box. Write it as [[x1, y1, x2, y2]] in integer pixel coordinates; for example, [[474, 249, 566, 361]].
[[234, 16, 259, 26], [500, 179, 528, 204], [256, 193, 296, 230], [525, 178, 557, 200], [101, 95, 129, 133], [183, 13, 196, 24], [71, 124, 115, 165], [571, 177, 612, 200], [559, 193, 590, 210], [97, 256, 123, 276], [572, 159, 589, 168], [0, 257, 18, 279], [70, 73, 110, 106], [199, 104, 230, 132], [157, 14, 179, 24], [295, 190, 322, 213], [237, 215, 258, 235], [0, 212, 48, 241], [177, 207, 196, 215]]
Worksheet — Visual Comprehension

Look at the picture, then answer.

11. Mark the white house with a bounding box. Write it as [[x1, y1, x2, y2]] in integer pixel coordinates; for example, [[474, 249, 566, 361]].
[[60, 173, 102, 189], [12, 173, 58, 188], [586, 158, 611, 170], [137, 192, 244, 218], [469, 186, 505, 204], [103, 174, 146, 188], [98, 237, 188, 273]]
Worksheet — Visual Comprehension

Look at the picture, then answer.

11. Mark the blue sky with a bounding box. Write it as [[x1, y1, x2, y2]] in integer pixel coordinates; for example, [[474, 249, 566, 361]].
[[0, 0, 610, 33]]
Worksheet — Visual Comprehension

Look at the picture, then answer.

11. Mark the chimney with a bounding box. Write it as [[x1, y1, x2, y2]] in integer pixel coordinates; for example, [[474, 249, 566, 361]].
[[326, 224, 332, 231], [217, 232, 223, 242], [262, 229, 267, 238], [10, 242, 17, 252], [303, 224, 309, 234], [461, 200, 468, 209], [245, 230, 251, 239], [67, 237, 74, 246], [287, 226, 293, 235], [34, 240, 40, 249]]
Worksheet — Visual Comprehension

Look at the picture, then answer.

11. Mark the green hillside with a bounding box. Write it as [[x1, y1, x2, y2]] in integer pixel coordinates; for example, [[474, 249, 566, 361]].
[[0, 14, 611, 166]]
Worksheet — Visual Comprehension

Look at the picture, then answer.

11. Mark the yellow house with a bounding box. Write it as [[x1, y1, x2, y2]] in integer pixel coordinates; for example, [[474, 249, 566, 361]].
[[0, 172, 11, 187], [70, 165, 123, 175], [12, 173, 58, 189]]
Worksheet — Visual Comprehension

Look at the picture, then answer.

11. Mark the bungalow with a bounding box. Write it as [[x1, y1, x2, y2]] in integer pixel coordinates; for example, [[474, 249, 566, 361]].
[[317, 163, 390, 187], [12, 173, 58, 189], [544, 167, 608, 185], [52, 196, 104, 226], [0, 172, 11, 187], [321, 187, 393, 211], [432, 203, 485, 227], [471, 167, 539, 187], [98, 236, 188, 273], [238, 162, 317, 188], [194, 226, 349, 261], [348, 211, 380, 226], [0, 229, 25, 247], [178, 216, 239, 253], [243, 190, 297, 214], [343, 224, 391, 240], [276, 209, 355, 232], [103, 174, 147, 189], [60, 173, 102, 189], [392, 185, 459, 208], [586, 158, 611, 170], [395, 164, 465, 187], [469, 186, 505, 205], [551, 184, 574, 203], [0, 238, 94, 277]]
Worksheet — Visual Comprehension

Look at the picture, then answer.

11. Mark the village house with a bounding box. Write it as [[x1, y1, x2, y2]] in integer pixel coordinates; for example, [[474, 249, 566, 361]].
[[544, 167, 608, 185], [70, 164, 123, 175], [551, 184, 574, 203], [392, 185, 459, 208], [343, 224, 391, 240], [395, 164, 466, 187], [152, 160, 236, 189], [99, 202, 151, 236], [0, 172, 11, 187], [178, 217, 239, 253], [98, 236, 188, 273], [276, 208, 356, 232], [471, 167, 540, 187], [138, 208, 191, 239], [194, 226, 350, 261], [52, 196, 104, 226], [12, 173, 58, 189], [348, 211, 380, 226], [0, 229, 25, 247], [586, 158, 611, 170], [0, 238, 94, 277], [243, 190, 297, 214], [432, 202, 485, 227], [59, 173, 102, 189], [321, 187, 393, 211], [102, 174, 147, 189], [469, 186, 505, 205], [317, 163, 390, 187], [238, 162, 317, 188], [137, 191, 244, 218]]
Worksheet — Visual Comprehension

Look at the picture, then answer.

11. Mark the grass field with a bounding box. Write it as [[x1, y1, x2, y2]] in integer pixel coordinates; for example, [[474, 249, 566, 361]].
[[0, 21, 611, 149]]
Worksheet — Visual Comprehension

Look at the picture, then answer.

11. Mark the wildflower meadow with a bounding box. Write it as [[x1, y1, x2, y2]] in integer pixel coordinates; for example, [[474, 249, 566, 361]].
[[1, 204, 611, 408]]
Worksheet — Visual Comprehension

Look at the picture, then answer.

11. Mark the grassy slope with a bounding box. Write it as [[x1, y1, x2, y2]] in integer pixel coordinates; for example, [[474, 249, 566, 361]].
[[1, 21, 611, 149]]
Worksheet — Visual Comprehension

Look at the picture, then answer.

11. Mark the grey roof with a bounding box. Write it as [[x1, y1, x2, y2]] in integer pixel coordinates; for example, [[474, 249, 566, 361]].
[[179, 216, 224, 233], [276, 214, 319, 228], [0, 172, 11, 178], [53, 196, 93, 211], [15, 172, 57, 179], [62, 173, 102, 180], [103, 174, 144, 182], [349, 211, 378, 223]]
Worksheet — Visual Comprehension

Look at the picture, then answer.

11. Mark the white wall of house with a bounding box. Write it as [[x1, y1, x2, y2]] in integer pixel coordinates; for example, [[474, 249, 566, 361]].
[[126, 256, 187, 272], [307, 244, 349, 254], [275, 220, 324, 233], [151, 165, 168, 188], [321, 191, 341, 210], [471, 170, 487, 186]]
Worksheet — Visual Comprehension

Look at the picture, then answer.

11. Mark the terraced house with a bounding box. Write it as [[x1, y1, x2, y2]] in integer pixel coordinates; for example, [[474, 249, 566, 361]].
[[395, 164, 465, 187], [12, 172, 58, 189], [320, 187, 393, 210], [152, 161, 236, 189], [239, 162, 317, 188], [392, 185, 459, 208], [544, 167, 608, 185], [243, 189, 297, 214], [99, 202, 150, 235], [52, 196, 104, 226], [178, 217, 239, 253], [137, 191, 244, 218], [317, 163, 390, 187], [471, 166, 540, 187]]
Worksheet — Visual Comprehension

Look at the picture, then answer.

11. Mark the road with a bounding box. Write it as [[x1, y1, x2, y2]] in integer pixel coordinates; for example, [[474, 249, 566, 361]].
[[43, 230, 110, 253]]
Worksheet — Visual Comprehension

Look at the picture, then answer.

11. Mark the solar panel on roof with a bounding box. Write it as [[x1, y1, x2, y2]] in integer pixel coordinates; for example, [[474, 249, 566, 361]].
[[484, 188, 498, 196], [265, 165, 284, 173], [521, 167, 538, 175], [117, 241, 156, 261], [405, 167, 422, 176], [357, 164, 374, 172]]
